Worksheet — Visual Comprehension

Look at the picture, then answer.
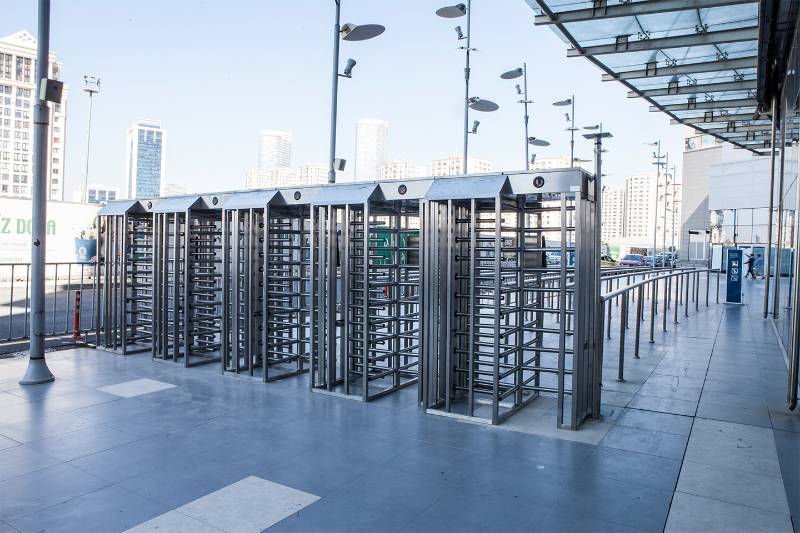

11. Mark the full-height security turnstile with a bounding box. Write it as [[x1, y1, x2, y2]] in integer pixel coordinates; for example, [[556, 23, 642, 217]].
[[309, 181, 426, 400], [151, 195, 225, 367], [220, 188, 317, 382], [95, 200, 154, 354], [420, 171, 600, 428]]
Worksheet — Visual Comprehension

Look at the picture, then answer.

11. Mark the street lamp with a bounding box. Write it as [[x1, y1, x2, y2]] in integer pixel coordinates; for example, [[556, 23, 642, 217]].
[[528, 136, 550, 147], [500, 65, 532, 170], [82, 75, 100, 203], [327, 1, 384, 183], [553, 96, 575, 166], [647, 140, 666, 267], [437, 1, 498, 174]]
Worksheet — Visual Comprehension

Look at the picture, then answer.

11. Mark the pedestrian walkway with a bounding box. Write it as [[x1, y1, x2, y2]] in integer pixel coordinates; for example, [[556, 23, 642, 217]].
[[0, 281, 796, 532]]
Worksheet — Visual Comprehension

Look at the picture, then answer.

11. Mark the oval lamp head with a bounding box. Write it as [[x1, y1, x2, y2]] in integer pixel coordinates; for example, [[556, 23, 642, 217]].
[[552, 98, 572, 106], [528, 137, 550, 147], [341, 23, 386, 41], [500, 68, 523, 80], [436, 3, 467, 18], [468, 98, 499, 112]]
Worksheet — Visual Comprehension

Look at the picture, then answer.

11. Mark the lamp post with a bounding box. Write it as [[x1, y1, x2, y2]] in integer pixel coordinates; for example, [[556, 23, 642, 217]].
[[82, 75, 100, 203], [437, 2, 498, 174], [553, 96, 575, 166], [584, 128, 612, 417], [21, 0, 56, 385], [662, 153, 670, 265], [500, 65, 531, 170], [648, 140, 665, 268], [327, 1, 384, 184]]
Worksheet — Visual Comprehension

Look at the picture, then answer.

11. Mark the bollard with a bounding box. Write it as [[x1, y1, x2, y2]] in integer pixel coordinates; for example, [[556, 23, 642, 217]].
[[635, 285, 643, 358], [695, 271, 700, 311], [649, 279, 656, 343], [72, 289, 81, 339], [674, 274, 680, 324], [618, 292, 627, 382], [685, 272, 690, 318]]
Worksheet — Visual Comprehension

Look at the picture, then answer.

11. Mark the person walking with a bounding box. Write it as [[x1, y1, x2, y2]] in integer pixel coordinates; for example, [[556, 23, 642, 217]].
[[745, 253, 756, 279]]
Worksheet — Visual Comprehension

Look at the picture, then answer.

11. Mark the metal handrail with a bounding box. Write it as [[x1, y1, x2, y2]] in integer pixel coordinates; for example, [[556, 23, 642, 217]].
[[601, 268, 713, 382]]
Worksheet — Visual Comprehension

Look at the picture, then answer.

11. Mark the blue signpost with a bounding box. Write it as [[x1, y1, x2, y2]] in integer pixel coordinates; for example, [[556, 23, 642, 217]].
[[726, 249, 743, 304]]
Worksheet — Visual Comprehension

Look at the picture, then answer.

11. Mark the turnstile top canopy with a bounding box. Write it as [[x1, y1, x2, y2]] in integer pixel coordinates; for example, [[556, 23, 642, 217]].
[[507, 169, 591, 196], [378, 179, 434, 200], [425, 174, 512, 201], [312, 182, 384, 205], [222, 190, 279, 210], [97, 199, 147, 216], [274, 187, 321, 205], [152, 195, 210, 213]]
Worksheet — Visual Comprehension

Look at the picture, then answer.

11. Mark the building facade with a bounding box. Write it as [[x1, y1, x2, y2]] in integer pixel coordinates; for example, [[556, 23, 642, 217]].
[[681, 133, 724, 261], [258, 130, 291, 170], [601, 185, 625, 242], [161, 182, 187, 197], [354, 119, 389, 181], [126, 120, 165, 199], [430, 155, 493, 176], [87, 184, 117, 204], [381, 160, 425, 180], [0, 31, 67, 200]]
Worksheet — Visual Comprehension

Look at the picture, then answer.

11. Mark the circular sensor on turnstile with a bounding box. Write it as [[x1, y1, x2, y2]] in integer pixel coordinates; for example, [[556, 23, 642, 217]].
[[398, 184, 407, 195], [147, 201, 152, 209], [212, 196, 219, 205], [533, 176, 545, 188], [294, 191, 301, 200]]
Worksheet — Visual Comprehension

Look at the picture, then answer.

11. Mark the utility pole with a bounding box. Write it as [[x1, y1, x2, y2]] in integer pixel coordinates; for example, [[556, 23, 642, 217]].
[[21, 0, 56, 385]]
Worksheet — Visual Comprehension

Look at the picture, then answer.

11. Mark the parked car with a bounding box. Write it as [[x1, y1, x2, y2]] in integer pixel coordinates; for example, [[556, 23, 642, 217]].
[[656, 252, 676, 267], [600, 254, 617, 267], [643, 255, 657, 267], [619, 254, 645, 266]]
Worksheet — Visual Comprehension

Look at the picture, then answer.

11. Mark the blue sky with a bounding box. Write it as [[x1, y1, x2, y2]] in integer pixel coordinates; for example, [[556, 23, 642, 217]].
[[4, 0, 685, 196]]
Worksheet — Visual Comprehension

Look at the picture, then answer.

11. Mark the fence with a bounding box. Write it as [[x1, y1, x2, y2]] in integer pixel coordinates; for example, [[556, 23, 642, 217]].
[[0, 262, 97, 345]]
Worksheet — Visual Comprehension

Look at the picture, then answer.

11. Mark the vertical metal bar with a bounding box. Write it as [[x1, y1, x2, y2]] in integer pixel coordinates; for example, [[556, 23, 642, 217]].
[[556, 196, 568, 426], [685, 273, 690, 318], [492, 197, 502, 424], [362, 203, 370, 400], [7, 265, 14, 340], [183, 210, 191, 366], [764, 94, 778, 319], [342, 204, 350, 395], [706, 269, 710, 307], [617, 291, 626, 382], [773, 121, 787, 319], [467, 198, 476, 416], [650, 278, 656, 342], [635, 285, 642, 358]]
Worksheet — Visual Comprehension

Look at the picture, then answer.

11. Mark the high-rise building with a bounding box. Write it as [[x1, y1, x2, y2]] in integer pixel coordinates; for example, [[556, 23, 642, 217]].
[[126, 120, 166, 198], [623, 173, 658, 242], [258, 130, 292, 170], [298, 163, 328, 184], [531, 155, 593, 173], [0, 31, 67, 200], [354, 119, 389, 181], [601, 185, 625, 242], [161, 183, 187, 197], [430, 155, 493, 176], [381, 160, 425, 180]]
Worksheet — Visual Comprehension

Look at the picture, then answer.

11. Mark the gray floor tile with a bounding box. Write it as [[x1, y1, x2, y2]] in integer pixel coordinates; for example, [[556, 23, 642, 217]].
[[550, 474, 672, 532], [616, 408, 693, 436], [26, 424, 141, 462], [578, 447, 681, 492], [696, 399, 772, 428], [124, 511, 223, 532], [0, 409, 100, 443], [532, 506, 649, 533], [684, 418, 782, 477], [676, 460, 790, 515], [175, 476, 319, 532], [0, 435, 19, 452], [666, 491, 792, 533], [601, 425, 688, 460], [0, 463, 108, 521], [8, 484, 170, 533], [627, 394, 697, 416], [0, 445, 60, 482]]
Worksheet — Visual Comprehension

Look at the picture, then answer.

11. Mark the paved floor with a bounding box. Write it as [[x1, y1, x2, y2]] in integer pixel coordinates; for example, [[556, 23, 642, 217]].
[[0, 279, 797, 532]]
